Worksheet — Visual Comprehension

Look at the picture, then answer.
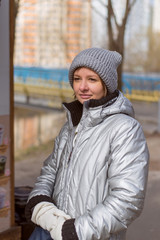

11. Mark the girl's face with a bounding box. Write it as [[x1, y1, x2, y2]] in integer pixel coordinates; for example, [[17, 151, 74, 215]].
[[73, 67, 107, 104]]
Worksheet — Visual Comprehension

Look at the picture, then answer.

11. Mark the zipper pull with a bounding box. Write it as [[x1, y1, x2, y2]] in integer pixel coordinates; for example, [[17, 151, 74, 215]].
[[65, 150, 72, 168]]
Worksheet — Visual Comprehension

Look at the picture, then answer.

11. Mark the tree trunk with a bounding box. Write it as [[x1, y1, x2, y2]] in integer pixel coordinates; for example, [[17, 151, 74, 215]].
[[107, 0, 137, 91]]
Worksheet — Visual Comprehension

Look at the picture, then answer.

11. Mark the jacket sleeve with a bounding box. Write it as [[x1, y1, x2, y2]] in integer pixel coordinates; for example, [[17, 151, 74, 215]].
[[74, 118, 149, 239], [25, 124, 67, 221]]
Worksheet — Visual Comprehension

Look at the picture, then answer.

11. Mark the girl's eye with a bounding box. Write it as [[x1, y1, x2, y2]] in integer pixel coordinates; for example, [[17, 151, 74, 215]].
[[89, 78, 97, 82], [74, 77, 80, 81]]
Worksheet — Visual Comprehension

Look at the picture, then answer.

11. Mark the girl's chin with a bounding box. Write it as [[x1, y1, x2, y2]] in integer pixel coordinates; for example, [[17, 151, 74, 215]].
[[79, 98, 91, 104]]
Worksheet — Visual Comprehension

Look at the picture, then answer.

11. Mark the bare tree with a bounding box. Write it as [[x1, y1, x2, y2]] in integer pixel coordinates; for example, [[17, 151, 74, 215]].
[[107, 0, 137, 90], [93, 0, 137, 90]]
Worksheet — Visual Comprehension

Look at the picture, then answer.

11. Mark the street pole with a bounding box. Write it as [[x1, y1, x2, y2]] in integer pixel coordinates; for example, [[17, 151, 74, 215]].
[[158, 99, 160, 133]]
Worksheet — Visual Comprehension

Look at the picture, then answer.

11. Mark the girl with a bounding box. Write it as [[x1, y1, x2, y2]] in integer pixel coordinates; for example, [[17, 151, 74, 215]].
[[25, 48, 149, 240]]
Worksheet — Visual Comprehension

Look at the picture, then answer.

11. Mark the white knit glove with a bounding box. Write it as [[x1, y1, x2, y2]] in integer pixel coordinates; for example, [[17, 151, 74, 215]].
[[31, 201, 71, 240]]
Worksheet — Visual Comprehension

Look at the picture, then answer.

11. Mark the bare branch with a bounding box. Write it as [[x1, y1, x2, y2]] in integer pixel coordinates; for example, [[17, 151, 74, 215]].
[[91, 4, 107, 20], [108, 0, 120, 29], [97, 0, 108, 9], [122, 0, 137, 27], [107, 0, 117, 50], [129, 0, 137, 10]]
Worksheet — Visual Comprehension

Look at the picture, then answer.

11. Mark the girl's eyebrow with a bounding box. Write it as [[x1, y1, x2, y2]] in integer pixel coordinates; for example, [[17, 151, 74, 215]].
[[74, 74, 98, 77]]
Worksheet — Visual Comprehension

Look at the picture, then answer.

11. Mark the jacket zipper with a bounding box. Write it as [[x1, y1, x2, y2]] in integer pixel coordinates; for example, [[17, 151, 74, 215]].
[[65, 149, 73, 168], [62, 127, 81, 210], [65, 127, 79, 168]]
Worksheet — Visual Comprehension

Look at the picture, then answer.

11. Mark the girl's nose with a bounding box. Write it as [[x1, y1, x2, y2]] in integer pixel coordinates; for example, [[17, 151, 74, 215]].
[[79, 79, 89, 91]]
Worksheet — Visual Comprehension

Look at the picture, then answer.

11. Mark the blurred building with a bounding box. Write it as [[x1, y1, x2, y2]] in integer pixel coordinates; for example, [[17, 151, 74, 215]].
[[152, 0, 160, 33], [14, 0, 160, 69], [14, 0, 91, 67]]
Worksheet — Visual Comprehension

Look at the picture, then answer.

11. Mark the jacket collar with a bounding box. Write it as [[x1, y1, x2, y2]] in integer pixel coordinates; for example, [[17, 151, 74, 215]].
[[63, 90, 119, 126]]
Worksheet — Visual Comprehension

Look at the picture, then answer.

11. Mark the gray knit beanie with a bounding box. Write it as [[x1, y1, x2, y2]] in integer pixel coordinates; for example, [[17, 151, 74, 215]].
[[69, 47, 122, 93]]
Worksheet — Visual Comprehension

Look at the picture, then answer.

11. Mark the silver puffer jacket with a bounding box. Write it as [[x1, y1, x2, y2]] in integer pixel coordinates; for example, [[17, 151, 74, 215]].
[[29, 91, 149, 240]]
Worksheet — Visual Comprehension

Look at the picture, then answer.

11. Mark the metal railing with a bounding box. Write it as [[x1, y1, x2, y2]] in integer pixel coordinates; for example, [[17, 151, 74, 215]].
[[14, 67, 73, 106], [14, 66, 160, 102], [123, 73, 160, 102]]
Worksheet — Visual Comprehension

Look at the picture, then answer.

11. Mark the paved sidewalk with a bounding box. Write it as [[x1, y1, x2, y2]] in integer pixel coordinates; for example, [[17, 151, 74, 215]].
[[126, 171, 160, 240]]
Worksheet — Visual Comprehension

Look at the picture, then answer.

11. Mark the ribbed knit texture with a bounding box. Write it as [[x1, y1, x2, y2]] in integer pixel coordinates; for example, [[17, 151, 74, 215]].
[[25, 195, 56, 222], [62, 219, 79, 240], [88, 89, 119, 108], [69, 47, 122, 93]]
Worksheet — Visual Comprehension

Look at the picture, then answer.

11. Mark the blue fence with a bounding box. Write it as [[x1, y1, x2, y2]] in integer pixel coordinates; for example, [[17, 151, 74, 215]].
[[122, 73, 160, 93], [14, 66, 160, 102], [14, 66, 69, 82], [14, 66, 69, 89], [14, 66, 160, 89]]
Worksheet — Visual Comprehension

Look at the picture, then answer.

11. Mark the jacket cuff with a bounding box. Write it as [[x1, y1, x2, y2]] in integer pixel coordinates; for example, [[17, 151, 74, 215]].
[[62, 219, 79, 240], [25, 195, 55, 221]]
